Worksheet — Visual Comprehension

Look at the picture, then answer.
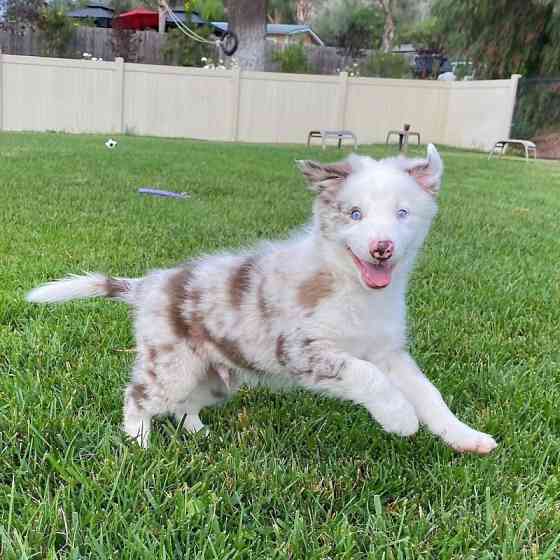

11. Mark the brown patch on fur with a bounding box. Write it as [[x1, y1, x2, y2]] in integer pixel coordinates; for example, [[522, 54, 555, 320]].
[[189, 311, 212, 347], [106, 277, 129, 298], [276, 335, 288, 366], [315, 359, 345, 381], [167, 268, 211, 350], [297, 271, 335, 310], [229, 257, 255, 309], [167, 268, 194, 339], [190, 288, 202, 307], [302, 337, 315, 349], [257, 279, 270, 320], [213, 336, 253, 370], [316, 198, 352, 239], [300, 160, 352, 193], [310, 351, 346, 381], [257, 278, 280, 323], [131, 383, 147, 409], [286, 334, 344, 380], [145, 346, 158, 380], [167, 267, 255, 368]]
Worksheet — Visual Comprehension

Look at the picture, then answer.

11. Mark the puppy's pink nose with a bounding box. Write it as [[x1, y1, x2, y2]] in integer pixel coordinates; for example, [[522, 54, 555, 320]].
[[370, 240, 394, 260]]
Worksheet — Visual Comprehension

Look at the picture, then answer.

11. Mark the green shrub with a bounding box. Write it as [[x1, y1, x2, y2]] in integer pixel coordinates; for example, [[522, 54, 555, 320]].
[[512, 80, 560, 139], [163, 27, 214, 68], [314, 1, 383, 57], [272, 43, 311, 74], [37, 8, 75, 58], [453, 61, 473, 80], [360, 52, 412, 79]]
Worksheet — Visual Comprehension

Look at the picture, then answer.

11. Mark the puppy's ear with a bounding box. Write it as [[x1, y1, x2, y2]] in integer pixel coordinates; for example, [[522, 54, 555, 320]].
[[295, 159, 352, 194], [400, 144, 444, 195]]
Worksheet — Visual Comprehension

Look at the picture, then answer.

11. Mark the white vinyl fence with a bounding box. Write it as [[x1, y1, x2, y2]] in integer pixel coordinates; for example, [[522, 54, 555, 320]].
[[0, 52, 520, 150]]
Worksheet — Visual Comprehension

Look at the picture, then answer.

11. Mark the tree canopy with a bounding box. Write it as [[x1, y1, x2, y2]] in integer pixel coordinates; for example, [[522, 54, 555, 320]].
[[433, 0, 560, 78], [3, 0, 45, 24]]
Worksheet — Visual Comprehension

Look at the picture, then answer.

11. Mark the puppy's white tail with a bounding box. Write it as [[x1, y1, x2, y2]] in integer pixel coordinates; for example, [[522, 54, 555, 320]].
[[26, 273, 140, 305]]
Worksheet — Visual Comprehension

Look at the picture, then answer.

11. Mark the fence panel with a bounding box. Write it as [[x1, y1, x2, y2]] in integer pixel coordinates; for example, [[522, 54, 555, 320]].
[[345, 78, 449, 145], [237, 72, 340, 143], [122, 64, 233, 140], [0, 53, 519, 151], [3, 55, 116, 133], [445, 79, 515, 151]]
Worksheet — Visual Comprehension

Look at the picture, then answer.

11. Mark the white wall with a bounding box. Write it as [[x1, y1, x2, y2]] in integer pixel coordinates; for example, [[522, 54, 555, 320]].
[[0, 53, 520, 151]]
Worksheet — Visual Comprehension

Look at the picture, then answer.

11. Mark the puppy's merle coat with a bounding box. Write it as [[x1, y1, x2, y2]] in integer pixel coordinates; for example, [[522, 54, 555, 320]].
[[28, 145, 497, 454]]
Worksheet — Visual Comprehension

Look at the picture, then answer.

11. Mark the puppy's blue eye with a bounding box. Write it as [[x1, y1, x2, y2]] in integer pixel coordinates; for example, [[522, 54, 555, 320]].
[[397, 208, 409, 218], [350, 209, 362, 221]]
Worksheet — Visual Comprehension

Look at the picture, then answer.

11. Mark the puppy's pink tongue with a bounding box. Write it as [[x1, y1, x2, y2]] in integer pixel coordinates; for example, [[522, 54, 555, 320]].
[[360, 261, 392, 288]]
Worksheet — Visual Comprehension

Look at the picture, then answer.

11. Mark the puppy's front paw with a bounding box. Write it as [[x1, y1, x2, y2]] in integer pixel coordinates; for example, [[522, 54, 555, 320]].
[[442, 423, 497, 455], [376, 398, 419, 437]]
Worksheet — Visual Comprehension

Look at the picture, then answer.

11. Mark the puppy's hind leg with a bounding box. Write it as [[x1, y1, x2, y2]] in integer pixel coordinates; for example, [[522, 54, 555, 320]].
[[122, 351, 170, 448], [123, 345, 207, 446], [123, 380, 154, 448], [172, 365, 234, 436]]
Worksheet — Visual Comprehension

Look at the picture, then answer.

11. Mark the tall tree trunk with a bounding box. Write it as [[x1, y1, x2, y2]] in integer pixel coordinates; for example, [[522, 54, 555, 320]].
[[225, 0, 267, 71], [373, 0, 395, 53], [295, 0, 314, 24]]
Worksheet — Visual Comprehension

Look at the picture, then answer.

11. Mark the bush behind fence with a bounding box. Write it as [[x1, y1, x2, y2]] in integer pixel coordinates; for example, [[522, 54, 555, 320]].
[[511, 78, 560, 158], [0, 26, 406, 75]]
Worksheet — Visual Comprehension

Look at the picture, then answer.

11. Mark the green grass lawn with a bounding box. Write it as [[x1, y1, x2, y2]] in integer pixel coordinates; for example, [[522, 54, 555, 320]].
[[1, 132, 559, 559]]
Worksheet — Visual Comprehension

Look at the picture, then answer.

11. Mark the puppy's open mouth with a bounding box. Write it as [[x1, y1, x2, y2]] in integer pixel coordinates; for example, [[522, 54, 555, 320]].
[[348, 249, 393, 289]]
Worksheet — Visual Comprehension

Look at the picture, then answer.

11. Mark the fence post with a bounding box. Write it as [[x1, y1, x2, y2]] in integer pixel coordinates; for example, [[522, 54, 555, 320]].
[[0, 48, 3, 132], [336, 71, 348, 130], [507, 74, 522, 138], [230, 66, 241, 142], [113, 57, 125, 134]]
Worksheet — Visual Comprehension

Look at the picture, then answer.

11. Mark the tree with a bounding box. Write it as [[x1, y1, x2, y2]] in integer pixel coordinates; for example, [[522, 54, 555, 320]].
[[397, 16, 444, 51], [37, 6, 75, 58], [224, 0, 267, 70], [5, 0, 45, 26], [432, 0, 560, 79], [109, 0, 132, 16], [189, 0, 225, 20], [337, 5, 383, 56], [314, 0, 383, 56], [163, 26, 214, 67], [372, 0, 395, 52], [295, 0, 315, 23], [268, 0, 295, 23]]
